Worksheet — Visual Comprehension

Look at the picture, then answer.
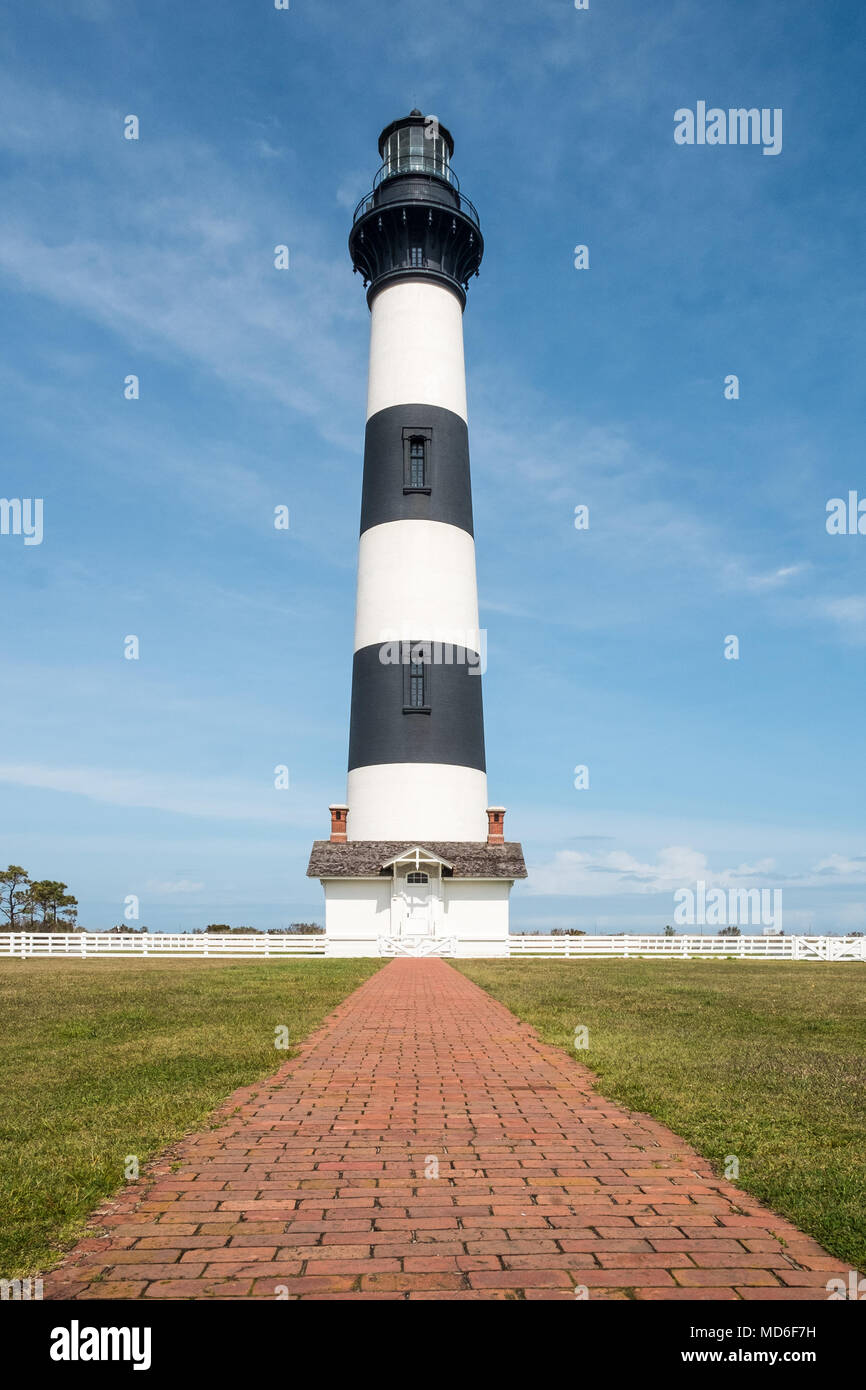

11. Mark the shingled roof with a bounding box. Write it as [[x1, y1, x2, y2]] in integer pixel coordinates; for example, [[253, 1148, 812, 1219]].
[[306, 841, 527, 880]]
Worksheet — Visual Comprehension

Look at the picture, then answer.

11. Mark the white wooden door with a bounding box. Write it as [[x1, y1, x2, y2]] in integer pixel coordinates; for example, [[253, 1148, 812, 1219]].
[[402, 873, 433, 936]]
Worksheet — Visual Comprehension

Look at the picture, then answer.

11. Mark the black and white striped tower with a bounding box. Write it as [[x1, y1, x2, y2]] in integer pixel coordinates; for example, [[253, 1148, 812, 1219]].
[[345, 111, 487, 841]]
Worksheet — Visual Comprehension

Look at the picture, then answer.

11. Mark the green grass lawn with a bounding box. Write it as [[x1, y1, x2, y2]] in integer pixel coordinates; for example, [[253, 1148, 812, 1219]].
[[0, 958, 381, 1276], [455, 960, 866, 1271]]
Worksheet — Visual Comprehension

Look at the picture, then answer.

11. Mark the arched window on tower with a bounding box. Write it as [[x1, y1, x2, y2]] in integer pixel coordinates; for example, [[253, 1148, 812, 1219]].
[[403, 428, 431, 492]]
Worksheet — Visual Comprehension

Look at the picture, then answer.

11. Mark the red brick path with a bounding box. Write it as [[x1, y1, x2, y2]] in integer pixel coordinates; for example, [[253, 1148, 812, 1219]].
[[43, 959, 850, 1300]]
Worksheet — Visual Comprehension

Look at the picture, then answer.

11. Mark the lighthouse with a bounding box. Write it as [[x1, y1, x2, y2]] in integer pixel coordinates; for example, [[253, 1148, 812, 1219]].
[[308, 111, 526, 957]]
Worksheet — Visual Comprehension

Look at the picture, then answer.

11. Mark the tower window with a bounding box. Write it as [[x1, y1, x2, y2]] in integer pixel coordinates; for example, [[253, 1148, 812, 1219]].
[[408, 245, 424, 268], [408, 437, 426, 487], [409, 655, 426, 707], [402, 427, 432, 493], [402, 641, 431, 713]]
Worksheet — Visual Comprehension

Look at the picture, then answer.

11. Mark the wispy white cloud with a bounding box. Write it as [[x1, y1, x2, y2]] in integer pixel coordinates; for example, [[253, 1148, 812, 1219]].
[[818, 596, 866, 636], [811, 853, 866, 880], [727, 562, 808, 592], [0, 80, 366, 453], [469, 378, 824, 632], [144, 879, 205, 895], [528, 842, 866, 897], [528, 844, 778, 897], [0, 762, 317, 826]]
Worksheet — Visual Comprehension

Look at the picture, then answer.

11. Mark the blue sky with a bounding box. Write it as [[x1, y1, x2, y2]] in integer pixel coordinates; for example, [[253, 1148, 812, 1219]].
[[1, 0, 865, 933]]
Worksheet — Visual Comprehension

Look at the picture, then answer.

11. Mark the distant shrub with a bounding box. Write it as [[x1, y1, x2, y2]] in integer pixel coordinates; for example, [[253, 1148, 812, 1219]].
[[271, 924, 325, 935]]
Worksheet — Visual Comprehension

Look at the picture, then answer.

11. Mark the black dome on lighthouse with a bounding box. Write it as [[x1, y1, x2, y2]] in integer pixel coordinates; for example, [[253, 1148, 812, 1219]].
[[349, 111, 481, 307]]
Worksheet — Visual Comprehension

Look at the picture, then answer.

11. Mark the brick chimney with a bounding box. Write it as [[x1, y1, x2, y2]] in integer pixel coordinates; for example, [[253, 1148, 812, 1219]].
[[329, 804, 349, 843], [486, 806, 506, 845]]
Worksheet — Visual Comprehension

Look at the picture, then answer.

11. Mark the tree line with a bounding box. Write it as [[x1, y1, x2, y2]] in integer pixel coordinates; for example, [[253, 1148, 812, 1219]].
[[196, 924, 324, 936], [0, 866, 78, 930], [0, 870, 324, 934]]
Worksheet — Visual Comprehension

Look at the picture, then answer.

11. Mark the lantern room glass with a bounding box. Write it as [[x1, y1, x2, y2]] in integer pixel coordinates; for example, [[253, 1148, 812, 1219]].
[[383, 123, 450, 181]]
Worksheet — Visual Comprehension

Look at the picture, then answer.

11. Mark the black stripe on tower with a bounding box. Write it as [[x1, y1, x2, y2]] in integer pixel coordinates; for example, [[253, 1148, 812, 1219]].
[[348, 642, 486, 772], [360, 404, 474, 537]]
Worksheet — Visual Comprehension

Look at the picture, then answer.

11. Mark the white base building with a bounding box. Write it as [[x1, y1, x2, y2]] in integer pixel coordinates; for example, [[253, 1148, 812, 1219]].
[[308, 830, 526, 958]]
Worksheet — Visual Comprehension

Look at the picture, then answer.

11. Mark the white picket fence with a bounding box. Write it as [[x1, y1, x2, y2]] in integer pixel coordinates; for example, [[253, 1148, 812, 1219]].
[[0, 932, 326, 958], [508, 934, 866, 961], [0, 932, 863, 961]]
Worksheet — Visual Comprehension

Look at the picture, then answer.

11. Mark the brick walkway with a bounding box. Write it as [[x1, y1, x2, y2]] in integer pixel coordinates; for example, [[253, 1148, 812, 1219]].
[[43, 959, 850, 1301]]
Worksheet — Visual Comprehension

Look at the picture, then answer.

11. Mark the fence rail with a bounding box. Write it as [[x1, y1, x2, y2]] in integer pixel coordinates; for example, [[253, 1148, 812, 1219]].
[[507, 934, 866, 961], [0, 933, 863, 961], [0, 933, 326, 958]]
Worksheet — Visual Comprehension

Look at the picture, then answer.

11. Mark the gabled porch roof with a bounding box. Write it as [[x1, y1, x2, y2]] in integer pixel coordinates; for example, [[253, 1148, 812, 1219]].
[[380, 845, 454, 871]]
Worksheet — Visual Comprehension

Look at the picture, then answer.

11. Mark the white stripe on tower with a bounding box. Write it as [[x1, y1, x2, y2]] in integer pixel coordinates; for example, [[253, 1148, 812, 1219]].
[[366, 280, 468, 421], [346, 764, 487, 841], [353, 520, 481, 654]]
